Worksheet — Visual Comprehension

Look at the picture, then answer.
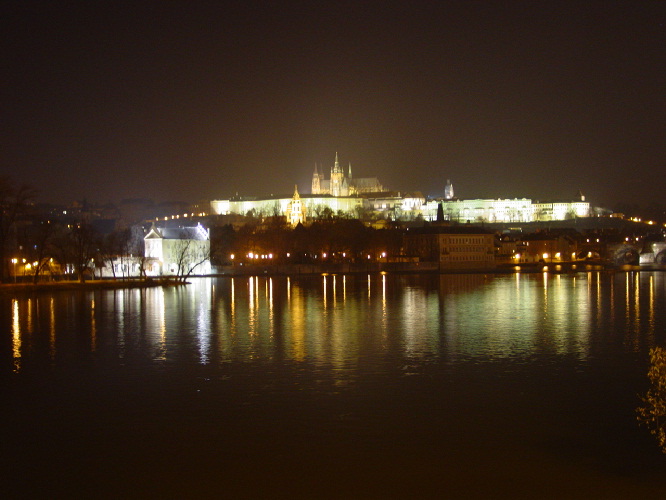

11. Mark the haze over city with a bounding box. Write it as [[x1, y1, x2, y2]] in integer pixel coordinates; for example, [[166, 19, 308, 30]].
[[2, 1, 664, 207]]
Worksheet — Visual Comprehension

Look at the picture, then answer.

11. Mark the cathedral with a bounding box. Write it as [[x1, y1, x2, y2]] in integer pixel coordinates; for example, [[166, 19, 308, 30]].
[[311, 153, 384, 196]]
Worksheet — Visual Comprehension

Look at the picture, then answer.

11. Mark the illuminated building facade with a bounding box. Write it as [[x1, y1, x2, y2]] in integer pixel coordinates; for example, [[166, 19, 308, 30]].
[[404, 226, 496, 270], [285, 185, 306, 226], [144, 223, 211, 276], [211, 158, 595, 225]]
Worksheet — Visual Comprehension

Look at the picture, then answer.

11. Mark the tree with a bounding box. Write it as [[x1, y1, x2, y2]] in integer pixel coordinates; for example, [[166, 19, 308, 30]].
[[52, 222, 99, 282], [0, 177, 35, 282], [637, 347, 666, 453], [26, 220, 57, 284], [172, 237, 210, 283], [99, 229, 126, 279]]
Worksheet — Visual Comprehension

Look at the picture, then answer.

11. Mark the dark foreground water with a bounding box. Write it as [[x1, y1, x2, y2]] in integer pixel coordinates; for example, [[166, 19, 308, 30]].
[[2, 272, 666, 499]]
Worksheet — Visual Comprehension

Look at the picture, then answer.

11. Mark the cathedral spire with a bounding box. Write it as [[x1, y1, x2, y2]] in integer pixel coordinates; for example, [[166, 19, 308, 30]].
[[348, 162, 352, 179]]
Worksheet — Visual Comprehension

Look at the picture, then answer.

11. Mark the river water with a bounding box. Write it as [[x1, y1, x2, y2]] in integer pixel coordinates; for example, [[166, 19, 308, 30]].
[[2, 272, 666, 498]]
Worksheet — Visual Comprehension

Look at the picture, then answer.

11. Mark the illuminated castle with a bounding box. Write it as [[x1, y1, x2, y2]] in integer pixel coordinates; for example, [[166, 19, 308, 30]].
[[311, 153, 384, 196]]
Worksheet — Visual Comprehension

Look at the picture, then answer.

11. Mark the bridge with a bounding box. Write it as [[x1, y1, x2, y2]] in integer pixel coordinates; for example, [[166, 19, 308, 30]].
[[577, 241, 666, 266]]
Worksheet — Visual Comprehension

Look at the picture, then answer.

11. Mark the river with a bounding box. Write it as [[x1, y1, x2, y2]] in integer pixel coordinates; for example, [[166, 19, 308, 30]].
[[2, 271, 665, 498]]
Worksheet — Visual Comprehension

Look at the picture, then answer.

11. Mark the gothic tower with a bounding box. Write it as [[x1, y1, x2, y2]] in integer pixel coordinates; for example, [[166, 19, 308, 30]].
[[444, 179, 454, 200], [312, 164, 321, 194], [330, 152, 344, 197]]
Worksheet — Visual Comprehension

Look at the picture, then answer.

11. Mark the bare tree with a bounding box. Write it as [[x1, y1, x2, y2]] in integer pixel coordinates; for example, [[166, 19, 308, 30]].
[[52, 222, 99, 282], [0, 177, 35, 282], [27, 220, 57, 284], [172, 238, 210, 283]]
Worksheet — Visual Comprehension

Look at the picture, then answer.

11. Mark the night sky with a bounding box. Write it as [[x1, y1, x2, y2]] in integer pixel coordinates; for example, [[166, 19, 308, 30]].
[[2, 1, 664, 207]]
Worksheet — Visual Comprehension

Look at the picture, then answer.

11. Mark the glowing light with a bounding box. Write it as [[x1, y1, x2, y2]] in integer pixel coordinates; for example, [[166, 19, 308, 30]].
[[230, 254, 235, 260], [542, 253, 549, 260]]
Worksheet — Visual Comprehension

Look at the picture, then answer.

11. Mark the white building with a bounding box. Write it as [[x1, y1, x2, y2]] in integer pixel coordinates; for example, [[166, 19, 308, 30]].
[[424, 192, 591, 223], [144, 224, 211, 277], [211, 193, 364, 219], [211, 163, 595, 225]]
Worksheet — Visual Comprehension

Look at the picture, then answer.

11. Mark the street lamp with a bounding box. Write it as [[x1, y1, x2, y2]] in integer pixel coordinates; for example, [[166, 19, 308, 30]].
[[11, 258, 17, 283]]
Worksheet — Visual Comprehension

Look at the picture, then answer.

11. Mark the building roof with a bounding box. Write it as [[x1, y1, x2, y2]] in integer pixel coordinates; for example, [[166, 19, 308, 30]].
[[146, 224, 209, 241]]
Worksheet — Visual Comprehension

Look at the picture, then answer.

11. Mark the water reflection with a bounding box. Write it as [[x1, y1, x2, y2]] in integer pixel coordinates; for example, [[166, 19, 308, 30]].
[[2, 272, 665, 374], [12, 299, 20, 372]]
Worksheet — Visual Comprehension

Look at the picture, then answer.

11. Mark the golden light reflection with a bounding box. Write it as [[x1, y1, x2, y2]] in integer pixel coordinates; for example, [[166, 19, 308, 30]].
[[90, 298, 97, 352], [634, 272, 640, 337], [26, 298, 33, 334], [332, 274, 337, 307], [12, 299, 21, 373], [289, 283, 306, 361], [248, 276, 257, 336], [268, 277, 274, 338], [381, 273, 388, 334], [49, 297, 56, 361], [4, 272, 659, 370], [230, 277, 237, 337], [609, 272, 615, 325]]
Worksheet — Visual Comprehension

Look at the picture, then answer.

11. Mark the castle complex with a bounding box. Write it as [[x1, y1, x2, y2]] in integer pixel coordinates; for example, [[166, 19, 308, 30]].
[[210, 154, 598, 225], [311, 152, 383, 196]]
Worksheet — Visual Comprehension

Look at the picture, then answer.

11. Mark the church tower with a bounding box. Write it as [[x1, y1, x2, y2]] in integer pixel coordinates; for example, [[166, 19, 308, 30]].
[[444, 179, 454, 200], [287, 185, 306, 226], [330, 152, 345, 197], [312, 164, 321, 194]]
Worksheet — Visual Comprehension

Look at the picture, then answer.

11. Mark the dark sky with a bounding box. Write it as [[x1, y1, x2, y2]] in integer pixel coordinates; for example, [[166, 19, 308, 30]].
[[2, 1, 664, 207]]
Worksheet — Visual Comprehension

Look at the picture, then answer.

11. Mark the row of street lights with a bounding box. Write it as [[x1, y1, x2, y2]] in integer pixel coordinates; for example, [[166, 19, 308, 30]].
[[231, 251, 389, 264], [9, 258, 43, 283]]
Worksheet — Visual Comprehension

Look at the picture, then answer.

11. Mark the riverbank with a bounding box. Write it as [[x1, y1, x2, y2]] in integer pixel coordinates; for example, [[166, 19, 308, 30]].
[[3, 263, 664, 294], [213, 260, 660, 276]]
